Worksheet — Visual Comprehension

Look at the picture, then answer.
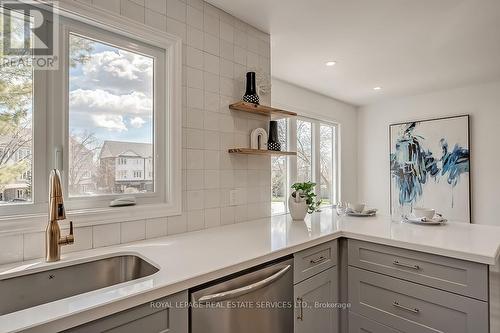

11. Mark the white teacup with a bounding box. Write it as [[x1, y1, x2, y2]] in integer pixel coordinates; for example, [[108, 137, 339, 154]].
[[349, 203, 366, 213], [413, 207, 435, 219]]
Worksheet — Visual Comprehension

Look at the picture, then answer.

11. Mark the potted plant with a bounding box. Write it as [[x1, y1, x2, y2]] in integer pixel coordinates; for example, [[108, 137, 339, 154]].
[[288, 182, 322, 220]]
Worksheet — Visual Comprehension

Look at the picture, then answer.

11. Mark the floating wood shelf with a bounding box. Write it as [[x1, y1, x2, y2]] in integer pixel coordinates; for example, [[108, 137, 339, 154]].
[[228, 148, 297, 156], [229, 101, 297, 118]]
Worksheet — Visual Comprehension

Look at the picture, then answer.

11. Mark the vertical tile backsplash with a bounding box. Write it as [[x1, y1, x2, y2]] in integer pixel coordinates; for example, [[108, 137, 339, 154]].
[[0, 0, 271, 265]]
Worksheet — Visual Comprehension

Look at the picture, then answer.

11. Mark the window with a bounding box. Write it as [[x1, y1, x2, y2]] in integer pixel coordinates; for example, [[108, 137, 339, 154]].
[[320, 124, 336, 206], [296, 119, 313, 183], [0, 8, 34, 205], [271, 116, 338, 215], [0, 2, 182, 223], [68, 32, 154, 198], [271, 119, 288, 215], [295, 118, 338, 208]]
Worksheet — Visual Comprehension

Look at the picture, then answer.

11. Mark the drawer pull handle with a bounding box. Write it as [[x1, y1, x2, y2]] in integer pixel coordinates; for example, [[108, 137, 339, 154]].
[[297, 297, 304, 321], [310, 256, 327, 264], [393, 260, 420, 270], [392, 301, 420, 314]]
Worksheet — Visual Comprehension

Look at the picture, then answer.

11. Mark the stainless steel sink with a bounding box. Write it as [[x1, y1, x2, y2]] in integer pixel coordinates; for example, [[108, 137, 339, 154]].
[[0, 255, 159, 315]]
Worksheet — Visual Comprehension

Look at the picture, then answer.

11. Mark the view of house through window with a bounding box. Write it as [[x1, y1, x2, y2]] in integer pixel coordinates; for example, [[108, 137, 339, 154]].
[[68, 33, 154, 197], [0, 10, 33, 204]]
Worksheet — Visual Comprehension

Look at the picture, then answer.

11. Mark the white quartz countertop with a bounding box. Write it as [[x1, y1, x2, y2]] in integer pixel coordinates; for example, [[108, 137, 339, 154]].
[[1, 209, 500, 332]]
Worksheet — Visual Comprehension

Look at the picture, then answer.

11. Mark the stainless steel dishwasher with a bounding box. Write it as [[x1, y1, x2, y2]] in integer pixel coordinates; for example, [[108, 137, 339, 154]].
[[190, 257, 293, 333]]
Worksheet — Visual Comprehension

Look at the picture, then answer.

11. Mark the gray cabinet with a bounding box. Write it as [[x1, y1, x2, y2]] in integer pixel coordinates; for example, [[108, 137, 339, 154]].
[[294, 240, 337, 284], [64, 291, 188, 333], [348, 239, 488, 300], [348, 266, 488, 333], [294, 266, 338, 333], [349, 312, 401, 333]]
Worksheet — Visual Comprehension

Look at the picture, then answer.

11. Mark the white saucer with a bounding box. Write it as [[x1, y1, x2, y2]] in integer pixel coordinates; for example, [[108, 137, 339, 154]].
[[347, 209, 378, 217], [404, 215, 447, 225]]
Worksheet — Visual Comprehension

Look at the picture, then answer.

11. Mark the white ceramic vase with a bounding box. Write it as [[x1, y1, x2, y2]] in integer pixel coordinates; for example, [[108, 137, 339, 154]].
[[288, 190, 308, 221]]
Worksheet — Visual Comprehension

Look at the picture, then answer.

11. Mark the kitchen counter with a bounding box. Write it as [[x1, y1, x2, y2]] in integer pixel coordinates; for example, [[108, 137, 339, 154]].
[[1, 209, 500, 333]]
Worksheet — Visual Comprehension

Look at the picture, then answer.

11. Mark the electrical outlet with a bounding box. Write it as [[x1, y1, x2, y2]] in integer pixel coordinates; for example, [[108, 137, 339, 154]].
[[229, 189, 238, 206]]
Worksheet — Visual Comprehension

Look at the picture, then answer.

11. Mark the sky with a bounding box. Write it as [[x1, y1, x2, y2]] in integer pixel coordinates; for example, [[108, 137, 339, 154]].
[[69, 34, 154, 145]]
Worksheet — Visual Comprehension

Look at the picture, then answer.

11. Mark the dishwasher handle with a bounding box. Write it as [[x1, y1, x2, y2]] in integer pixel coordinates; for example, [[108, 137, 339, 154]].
[[197, 265, 292, 304]]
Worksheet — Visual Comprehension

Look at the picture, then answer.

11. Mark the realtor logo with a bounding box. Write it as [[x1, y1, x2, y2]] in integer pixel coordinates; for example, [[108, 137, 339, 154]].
[[0, 0, 59, 69]]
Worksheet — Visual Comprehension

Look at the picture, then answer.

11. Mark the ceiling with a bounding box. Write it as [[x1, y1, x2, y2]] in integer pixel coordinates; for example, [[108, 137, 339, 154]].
[[207, 0, 500, 106]]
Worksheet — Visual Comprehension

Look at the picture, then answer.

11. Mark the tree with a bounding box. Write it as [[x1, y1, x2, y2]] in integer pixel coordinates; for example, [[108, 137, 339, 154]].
[[271, 120, 288, 200], [0, 17, 94, 199], [0, 18, 33, 194], [295, 121, 335, 203], [68, 131, 100, 195]]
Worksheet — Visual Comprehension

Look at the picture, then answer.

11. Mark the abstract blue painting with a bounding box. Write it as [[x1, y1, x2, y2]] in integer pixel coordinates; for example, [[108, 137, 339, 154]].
[[390, 115, 470, 223]]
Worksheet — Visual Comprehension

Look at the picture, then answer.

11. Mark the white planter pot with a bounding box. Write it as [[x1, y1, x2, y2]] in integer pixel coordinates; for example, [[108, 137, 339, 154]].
[[288, 196, 308, 221]]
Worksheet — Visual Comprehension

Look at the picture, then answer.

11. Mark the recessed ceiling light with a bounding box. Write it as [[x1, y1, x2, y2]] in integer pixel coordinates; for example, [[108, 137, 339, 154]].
[[325, 61, 337, 67], [373, 86, 382, 91]]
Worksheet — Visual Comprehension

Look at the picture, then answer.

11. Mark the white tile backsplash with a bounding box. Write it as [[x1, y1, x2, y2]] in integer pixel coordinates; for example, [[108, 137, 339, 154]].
[[186, 5, 203, 29], [203, 12, 219, 37], [0, 234, 23, 265], [23, 232, 44, 261], [166, 0, 186, 22], [146, 217, 168, 239], [6, 0, 271, 263], [220, 206, 235, 225], [62, 227, 93, 254], [121, 0, 145, 23], [187, 26, 204, 49], [187, 210, 205, 231], [204, 208, 221, 228], [146, 0, 167, 15], [168, 215, 188, 234], [146, 9, 167, 31], [121, 220, 146, 243], [93, 223, 121, 248]]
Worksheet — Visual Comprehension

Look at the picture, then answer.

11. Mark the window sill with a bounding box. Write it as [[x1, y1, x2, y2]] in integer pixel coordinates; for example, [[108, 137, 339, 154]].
[[0, 202, 181, 236]]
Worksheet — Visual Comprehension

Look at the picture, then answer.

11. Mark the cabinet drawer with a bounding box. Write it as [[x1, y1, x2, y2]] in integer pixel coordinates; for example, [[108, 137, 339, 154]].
[[294, 240, 337, 284], [349, 312, 401, 333], [348, 239, 488, 300], [349, 267, 488, 333], [64, 291, 188, 333]]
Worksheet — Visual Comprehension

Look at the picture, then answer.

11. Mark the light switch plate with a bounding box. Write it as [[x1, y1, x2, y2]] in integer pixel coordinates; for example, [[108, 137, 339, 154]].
[[229, 189, 238, 206]]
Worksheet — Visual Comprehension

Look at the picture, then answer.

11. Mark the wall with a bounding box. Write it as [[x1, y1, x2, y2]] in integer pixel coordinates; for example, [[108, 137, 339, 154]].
[[271, 78, 358, 202], [357, 80, 500, 225], [0, 0, 271, 265]]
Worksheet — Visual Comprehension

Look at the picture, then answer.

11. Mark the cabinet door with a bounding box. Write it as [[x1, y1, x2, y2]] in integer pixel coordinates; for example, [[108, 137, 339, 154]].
[[294, 266, 338, 333], [64, 291, 188, 333]]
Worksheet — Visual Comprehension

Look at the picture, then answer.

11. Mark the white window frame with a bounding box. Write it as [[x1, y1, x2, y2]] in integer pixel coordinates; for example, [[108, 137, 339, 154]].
[[272, 116, 338, 216], [0, 1, 182, 231]]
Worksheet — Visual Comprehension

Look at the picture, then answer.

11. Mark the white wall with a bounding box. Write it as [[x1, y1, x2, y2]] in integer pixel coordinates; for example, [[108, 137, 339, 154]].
[[357, 81, 500, 225], [272, 78, 358, 202]]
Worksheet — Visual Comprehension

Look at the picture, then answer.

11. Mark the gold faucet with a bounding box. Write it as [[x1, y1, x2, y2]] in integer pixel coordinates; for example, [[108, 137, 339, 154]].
[[46, 169, 74, 262]]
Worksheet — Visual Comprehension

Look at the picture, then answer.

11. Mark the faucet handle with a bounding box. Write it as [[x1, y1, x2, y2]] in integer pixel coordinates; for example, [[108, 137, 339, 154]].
[[59, 221, 75, 246]]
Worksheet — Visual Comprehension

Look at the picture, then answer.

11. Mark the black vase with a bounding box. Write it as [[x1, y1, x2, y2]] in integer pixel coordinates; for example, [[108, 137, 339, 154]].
[[242, 72, 260, 104], [267, 120, 281, 151]]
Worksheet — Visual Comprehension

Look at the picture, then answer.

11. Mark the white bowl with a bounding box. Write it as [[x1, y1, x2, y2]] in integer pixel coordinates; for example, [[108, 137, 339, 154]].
[[349, 203, 366, 213], [413, 207, 435, 219]]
